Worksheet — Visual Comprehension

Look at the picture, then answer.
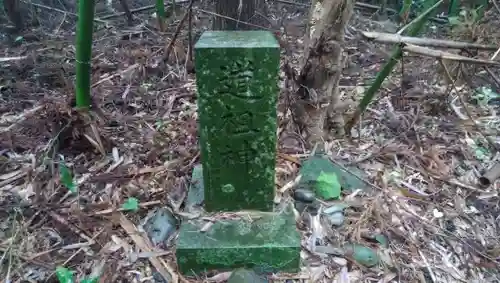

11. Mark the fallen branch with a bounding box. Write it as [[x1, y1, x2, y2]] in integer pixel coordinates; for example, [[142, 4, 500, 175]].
[[404, 44, 500, 65], [119, 214, 177, 283], [163, 0, 195, 63], [362, 31, 499, 51], [88, 161, 180, 183]]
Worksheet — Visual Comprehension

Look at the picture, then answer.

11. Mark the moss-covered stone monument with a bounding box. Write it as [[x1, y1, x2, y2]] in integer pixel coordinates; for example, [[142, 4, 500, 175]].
[[175, 31, 301, 275]]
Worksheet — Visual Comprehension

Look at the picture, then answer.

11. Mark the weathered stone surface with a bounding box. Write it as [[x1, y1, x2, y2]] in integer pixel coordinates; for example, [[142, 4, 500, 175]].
[[185, 164, 204, 211], [143, 207, 178, 246], [299, 156, 369, 193], [293, 188, 315, 203], [194, 31, 280, 212], [175, 206, 301, 275]]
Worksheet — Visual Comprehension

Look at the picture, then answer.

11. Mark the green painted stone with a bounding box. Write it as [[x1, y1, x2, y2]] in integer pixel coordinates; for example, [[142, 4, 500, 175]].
[[345, 244, 380, 267], [175, 207, 301, 275], [194, 31, 280, 212], [299, 156, 369, 193]]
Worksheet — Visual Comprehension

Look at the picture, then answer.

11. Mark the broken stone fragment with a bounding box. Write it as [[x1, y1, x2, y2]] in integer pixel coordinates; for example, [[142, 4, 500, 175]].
[[322, 203, 349, 226], [325, 212, 344, 226], [345, 244, 380, 267], [298, 156, 368, 199], [228, 268, 268, 283], [143, 207, 178, 246]]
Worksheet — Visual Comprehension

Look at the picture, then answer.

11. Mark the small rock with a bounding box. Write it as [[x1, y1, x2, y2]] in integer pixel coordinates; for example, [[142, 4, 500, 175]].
[[143, 207, 178, 246], [228, 268, 267, 283], [299, 156, 369, 194], [294, 188, 315, 203], [152, 272, 168, 283], [345, 244, 379, 267], [325, 211, 344, 226], [323, 203, 348, 214], [374, 234, 388, 248]]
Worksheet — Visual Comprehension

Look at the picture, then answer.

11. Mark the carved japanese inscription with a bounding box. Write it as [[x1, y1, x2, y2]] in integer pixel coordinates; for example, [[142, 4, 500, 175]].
[[194, 31, 280, 212]]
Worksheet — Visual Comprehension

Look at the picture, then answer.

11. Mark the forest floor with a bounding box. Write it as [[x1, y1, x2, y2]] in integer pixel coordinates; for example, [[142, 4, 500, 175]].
[[1, 1, 500, 282]]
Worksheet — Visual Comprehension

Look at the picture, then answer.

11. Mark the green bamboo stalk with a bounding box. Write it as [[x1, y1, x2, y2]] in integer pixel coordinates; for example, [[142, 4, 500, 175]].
[[75, 0, 96, 109], [156, 0, 166, 31], [345, 0, 443, 132], [447, 0, 459, 18]]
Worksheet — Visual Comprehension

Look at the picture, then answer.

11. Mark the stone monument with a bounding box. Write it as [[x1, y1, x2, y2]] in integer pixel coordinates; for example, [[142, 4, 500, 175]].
[[175, 30, 301, 275]]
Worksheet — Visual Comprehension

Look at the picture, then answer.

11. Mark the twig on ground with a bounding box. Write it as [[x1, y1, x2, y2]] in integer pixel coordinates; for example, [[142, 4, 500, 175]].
[[92, 200, 162, 215], [0, 246, 53, 269], [48, 212, 95, 243], [62, 229, 104, 266], [492, 0, 500, 15], [402, 163, 482, 192], [91, 63, 139, 88], [89, 162, 179, 183], [24, 1, 107, 23], [119, 213, 178, 283], [0, 104, 42, 133], [461, 48, 500, 90], [418, 250, 437, 282], [0, 56, 28, 62], [440, 60, 499, 152]]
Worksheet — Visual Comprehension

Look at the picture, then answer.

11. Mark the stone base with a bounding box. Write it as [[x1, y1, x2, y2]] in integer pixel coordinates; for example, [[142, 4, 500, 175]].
[[176, 164, 301, 275]]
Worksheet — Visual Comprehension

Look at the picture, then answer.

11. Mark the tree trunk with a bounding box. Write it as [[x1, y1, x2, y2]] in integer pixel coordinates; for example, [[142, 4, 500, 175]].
[[3, 0, 24, 31], [213, 0, 268, 30], [291, 0, 354, 145]]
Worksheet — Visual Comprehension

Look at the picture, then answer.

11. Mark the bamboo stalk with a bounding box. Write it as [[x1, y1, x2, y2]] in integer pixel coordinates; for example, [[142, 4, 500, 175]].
[[156, 0, 166, 31], [345, 0, 444, 132], [75, 0, 96, 109]]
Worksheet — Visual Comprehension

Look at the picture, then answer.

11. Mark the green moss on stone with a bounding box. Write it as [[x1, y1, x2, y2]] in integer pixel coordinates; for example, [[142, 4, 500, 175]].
[[194, 31, 281, 212], [175, 210, 300, 275]]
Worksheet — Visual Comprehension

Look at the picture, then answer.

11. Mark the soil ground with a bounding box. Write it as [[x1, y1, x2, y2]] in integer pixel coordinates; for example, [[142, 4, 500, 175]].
[[1, 1, 500, 282]]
